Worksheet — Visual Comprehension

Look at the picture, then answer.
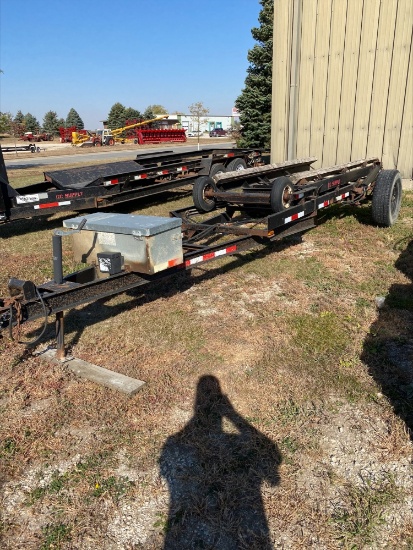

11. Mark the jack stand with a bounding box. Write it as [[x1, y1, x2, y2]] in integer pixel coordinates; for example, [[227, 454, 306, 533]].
[[55, 311, 65, 360]]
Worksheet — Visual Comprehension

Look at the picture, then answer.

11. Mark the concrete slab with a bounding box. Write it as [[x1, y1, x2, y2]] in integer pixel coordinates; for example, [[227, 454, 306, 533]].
[[39, 349, 146, 396]]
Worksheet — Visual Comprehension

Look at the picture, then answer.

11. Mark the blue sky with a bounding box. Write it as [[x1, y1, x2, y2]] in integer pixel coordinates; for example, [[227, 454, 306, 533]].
[[0, 0, 261, 129]]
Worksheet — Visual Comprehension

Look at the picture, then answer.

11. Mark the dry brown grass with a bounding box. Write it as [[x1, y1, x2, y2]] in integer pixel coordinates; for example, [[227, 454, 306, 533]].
[[0, 155, 412, 549]]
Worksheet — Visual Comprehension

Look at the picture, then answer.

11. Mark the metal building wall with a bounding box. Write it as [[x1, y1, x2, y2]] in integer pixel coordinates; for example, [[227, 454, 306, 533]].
[[271, 0, 413, 178]]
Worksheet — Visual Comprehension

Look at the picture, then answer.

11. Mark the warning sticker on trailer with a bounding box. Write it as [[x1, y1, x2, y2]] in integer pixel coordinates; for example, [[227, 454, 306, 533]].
[[97, 232, 116, 246], [16, 193, 48, 204]]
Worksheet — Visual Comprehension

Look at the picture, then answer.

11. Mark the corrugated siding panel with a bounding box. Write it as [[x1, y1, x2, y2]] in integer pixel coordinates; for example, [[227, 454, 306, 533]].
[[295, 0, 318, 158], [271, 0, 293, 162], [397, 37, 413, 178], [336, 0, 363, 162], [322, 0, 348, 166], [309, 0, 333, 167], [350, 0, 381, 159], [382, 0, 413, 170], [272, 0, 412, 177], [366, 0, 398, 159]]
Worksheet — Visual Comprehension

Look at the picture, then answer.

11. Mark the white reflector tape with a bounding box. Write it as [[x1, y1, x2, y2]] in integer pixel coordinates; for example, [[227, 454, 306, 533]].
[[16, 192, 48, 204], [134, 174, 148, 180], [284, 211, 304, 224], [318, 200, 330, 209], [185, 245, 237, 267], [34, 201, 71, 210], [336, 192, 349, 202], [157, 170, 169, 175], [176, 166, 188, 172], [293, 192, 305, 200]]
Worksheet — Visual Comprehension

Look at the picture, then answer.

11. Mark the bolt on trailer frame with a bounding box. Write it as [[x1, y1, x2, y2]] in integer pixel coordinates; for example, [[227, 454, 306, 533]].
[[0, 146, 264, 226], [0, 156, 403, 360]]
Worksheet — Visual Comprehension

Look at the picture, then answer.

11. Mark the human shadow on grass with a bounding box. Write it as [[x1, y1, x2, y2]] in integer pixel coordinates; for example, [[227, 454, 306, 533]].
[[361, 238, 413, 440], [159, 375, 281, 550]]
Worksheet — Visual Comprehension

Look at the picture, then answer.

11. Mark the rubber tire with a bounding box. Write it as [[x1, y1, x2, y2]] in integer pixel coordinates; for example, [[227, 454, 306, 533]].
[[209, 163, 227, 177], [94, 140, 102, 147], [371, 170, 402, 227], [227, 158, 247, 172], [193, 176, 217, 212], [270, 177, 294, 213], [108, 138, 115, 146], [49, 135, 54, 141]]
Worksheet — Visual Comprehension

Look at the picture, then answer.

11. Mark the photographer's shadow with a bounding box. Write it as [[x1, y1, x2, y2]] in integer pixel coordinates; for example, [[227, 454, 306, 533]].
[[159, 375, 281, 549]]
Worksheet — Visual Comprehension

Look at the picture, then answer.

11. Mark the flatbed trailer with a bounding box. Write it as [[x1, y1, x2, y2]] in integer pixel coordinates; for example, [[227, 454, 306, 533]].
[[0, 157, 403, 360], [0, 147, 264, 226]]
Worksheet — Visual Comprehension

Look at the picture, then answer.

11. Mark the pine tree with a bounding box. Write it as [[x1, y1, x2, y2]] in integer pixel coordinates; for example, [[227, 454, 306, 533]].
[[107, 103, 126, 129], [24, 113, 40, 133], [66, 108, 84, 129], [124, 107, 142, 124], [235, 0, 273, 149], [43, 111, 60, 135], [14, 110, 24, 124]]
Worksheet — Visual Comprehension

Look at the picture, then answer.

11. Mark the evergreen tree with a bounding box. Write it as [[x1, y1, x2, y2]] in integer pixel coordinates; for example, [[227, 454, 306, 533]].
[[66, 108, 84, 129], [14, 110, 24, 124], [124, 107, 142, 123], [143, 107, 155, 122], [24, 113, 40, 133], [235, 0, 273, 149], [107, 103, 126, 129], [43, 111, 60, 135], [11, 111, 25, 136]]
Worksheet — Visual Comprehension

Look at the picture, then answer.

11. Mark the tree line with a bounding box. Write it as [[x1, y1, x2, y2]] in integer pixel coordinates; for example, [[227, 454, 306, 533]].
[[0, 103, 168, 137], [0, 0, 273, 147]]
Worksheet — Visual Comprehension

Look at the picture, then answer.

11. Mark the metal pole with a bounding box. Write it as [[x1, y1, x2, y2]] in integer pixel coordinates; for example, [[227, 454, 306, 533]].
[[287, 0, 302, 160], [55, 310, 65, 360], [52, 233, 63, 284]]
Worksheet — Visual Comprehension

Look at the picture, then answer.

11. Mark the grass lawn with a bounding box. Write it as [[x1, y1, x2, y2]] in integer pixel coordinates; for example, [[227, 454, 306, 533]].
[[0, 158, 412, 549]]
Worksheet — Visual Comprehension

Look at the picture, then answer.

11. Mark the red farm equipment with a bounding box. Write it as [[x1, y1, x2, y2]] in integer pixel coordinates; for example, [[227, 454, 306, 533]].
[[135, 129, 187, 144], [59, 127, 88, 143]]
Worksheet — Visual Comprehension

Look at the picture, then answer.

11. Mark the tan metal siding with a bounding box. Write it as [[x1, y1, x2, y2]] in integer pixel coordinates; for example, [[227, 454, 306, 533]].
[[271, 0, 413, 177]]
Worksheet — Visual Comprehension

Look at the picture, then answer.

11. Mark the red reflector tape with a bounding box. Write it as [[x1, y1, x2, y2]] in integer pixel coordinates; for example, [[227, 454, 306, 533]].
[[34, 201, 71, 210], [284, 211, 304, 224], [168, 258, 180, 267], [318, 200, 330, 209], [157, 170, 169, 175], [134, 174, 147, 180], [184, 244, 238, 267]]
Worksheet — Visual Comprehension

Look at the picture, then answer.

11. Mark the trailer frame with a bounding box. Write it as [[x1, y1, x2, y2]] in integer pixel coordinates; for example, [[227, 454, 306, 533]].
[[0, 156, 403, 360], [0, 147, 264, 225]]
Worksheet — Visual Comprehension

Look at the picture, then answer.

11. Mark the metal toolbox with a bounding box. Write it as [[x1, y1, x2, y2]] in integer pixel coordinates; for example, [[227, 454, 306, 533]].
[[63, 212, 183, 275]]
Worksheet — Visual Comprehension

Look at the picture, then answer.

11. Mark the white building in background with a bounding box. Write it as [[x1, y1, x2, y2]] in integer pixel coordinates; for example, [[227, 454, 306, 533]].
[[164, 113, 238, 134]]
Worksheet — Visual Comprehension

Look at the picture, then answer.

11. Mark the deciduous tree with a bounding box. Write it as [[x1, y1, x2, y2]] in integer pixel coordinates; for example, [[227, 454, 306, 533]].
[[235, 0, 273, 149], [146, 104, 168, 115], [0, 112, 12, 134], [188, 102, 209, 144]]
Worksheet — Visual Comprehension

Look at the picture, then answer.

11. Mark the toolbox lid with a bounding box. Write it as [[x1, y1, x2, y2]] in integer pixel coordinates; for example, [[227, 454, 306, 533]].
[[63, 212, 182, 236]]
